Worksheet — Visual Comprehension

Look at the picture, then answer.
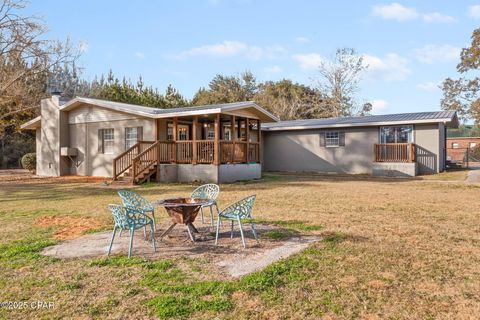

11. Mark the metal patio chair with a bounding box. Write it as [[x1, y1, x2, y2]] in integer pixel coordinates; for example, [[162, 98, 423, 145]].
[[191, 184, 220, 226], [107, 204, 156, 258], [215, 195, 258, 248], [118, 189, 156, 232]]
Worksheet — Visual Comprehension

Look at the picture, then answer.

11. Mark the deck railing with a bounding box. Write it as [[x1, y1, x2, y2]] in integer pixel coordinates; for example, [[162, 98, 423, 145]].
[[113, 141, 155, 180], [374, 143, 415, 163], [114, 139, 261, 182]]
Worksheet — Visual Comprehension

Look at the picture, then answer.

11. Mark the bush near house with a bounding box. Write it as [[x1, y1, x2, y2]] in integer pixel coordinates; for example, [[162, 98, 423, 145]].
[[21, 153, 36, 172]]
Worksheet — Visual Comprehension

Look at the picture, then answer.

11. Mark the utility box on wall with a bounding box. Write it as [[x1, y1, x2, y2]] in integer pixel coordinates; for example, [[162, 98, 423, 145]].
[[60, 147, 78, 157]]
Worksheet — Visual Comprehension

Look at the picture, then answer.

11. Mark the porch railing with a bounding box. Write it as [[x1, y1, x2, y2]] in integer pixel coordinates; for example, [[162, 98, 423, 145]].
[[113, 139, 261, 183], [374, 143, 415, 163]]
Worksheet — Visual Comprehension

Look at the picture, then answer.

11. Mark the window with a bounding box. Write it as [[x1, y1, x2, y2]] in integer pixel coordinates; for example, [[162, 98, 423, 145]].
[[167, 123, 189, 140], [469, 142, 477, 149], [452, 142, 459, 149], [125, 127, 142, 150], [224, 128, 231, 140], [99, 129, 114, 154], [380, 126, 413, 144], [325, 131, 340, 147]]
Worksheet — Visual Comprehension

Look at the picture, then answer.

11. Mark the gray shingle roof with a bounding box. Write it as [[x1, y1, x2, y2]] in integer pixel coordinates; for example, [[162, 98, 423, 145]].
[[262, 111, 458, 130]]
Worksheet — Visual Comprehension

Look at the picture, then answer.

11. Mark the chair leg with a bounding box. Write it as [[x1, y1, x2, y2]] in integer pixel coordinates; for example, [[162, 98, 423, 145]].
[[250, 220, 258, 241], [128, 229, 135, 258], [151, 223, 156, 252], [215, 216, 221, 245], [237, 218, 246, 248], [200, 206, 205, 223], [209, 205, 214, 227], [107, 227, 117, 256], [151, 211, 156, 232], [230, 220, 234, 238]]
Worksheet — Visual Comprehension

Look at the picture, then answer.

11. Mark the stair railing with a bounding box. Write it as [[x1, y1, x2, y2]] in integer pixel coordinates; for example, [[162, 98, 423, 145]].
[[132, 141, 160, 183], [113, 141, 155, 180]]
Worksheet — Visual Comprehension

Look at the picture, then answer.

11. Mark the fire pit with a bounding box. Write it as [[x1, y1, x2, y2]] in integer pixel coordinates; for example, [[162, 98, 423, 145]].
[[155, 197, 209, 242]]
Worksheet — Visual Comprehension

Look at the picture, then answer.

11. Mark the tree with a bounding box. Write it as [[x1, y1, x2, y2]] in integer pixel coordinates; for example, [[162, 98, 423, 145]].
[[192, 71, 257, 105], [441, 28, 480, 123], [315, 48, 370, 117], [255, 80, 326, 120], [0, 0, 80, 168]]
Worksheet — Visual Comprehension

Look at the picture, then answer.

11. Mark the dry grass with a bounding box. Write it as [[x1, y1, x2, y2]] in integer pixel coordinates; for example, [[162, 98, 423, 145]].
[[0, 170, 479, 319]]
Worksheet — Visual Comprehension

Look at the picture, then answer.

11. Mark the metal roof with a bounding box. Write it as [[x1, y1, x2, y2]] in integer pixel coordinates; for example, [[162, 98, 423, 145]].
[[59, 97, 279, 122], [262, 111, 458, 131]]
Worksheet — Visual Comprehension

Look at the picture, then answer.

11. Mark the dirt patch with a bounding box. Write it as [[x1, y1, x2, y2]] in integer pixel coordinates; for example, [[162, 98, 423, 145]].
[[36, 216, 106, 240]]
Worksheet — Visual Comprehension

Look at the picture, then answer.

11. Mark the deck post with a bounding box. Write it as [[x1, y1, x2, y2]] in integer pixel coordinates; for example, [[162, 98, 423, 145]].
[[192, 116, 198, 164], [173, 117, 178, 163], [246, 118, 250, 163], [257, 119, 261, 164], [214, 113, 220, 165], [231, 115, 236, 163]]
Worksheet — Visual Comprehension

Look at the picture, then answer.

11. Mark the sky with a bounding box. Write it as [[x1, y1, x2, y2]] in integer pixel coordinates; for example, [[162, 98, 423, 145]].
[[25, 0, 480, 114]]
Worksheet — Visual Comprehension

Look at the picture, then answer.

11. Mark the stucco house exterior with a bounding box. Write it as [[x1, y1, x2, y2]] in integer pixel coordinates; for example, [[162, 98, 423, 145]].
[[21, 95, 458, 182]]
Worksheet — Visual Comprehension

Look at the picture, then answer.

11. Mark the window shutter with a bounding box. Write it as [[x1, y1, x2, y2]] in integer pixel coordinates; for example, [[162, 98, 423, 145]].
[[137, 127, 143, 141], [98, 129, 104, 153], [339, 131, 345, 146], [319, 132, 326, 147]]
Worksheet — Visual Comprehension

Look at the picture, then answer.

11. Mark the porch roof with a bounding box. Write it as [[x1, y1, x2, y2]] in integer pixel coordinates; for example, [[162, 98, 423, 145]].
[[262, 111, 459, 131]]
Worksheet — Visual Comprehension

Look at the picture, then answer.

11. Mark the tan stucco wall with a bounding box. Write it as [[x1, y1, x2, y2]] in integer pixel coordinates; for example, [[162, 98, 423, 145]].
[[263, 127, 378, 174], [414, 123, 441, 174], [69, 118, 156, 177], [263, 123, 444, 175]]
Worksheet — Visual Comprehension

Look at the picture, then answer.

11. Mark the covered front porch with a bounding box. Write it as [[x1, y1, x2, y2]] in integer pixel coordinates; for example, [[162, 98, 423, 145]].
[[113, 113, 263, 184]]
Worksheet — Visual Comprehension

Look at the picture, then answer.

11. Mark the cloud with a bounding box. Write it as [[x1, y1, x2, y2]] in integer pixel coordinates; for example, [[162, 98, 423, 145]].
[[371, 99, 389, 113], [372, 3, 455, 23], [295, 37, 310, 43], [292, 53, 323, 70], [134, 52, 145, 59], [412, 44, 460, 64], [372, 3, 419, 21], [422, 12, 455, 23], [468, 5, 480, 19], [417, 81, 440, 91], [264, 65, 283, 73], [170, 41, 286, 60], [363, 53, 411, 81]]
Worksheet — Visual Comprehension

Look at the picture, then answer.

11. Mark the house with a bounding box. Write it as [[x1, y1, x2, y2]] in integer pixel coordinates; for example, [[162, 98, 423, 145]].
[[446, 126, 480, 163], [262, 111, 458, 177], [21, 95, 459, 182], [21, 95, 278, 184]]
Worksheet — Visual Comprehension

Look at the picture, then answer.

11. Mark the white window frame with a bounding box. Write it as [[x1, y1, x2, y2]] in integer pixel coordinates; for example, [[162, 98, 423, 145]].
[[452, 142, 459, 149], [102, 129, 114, 154], [325, 131, 340, 148], [380, 125, 414, 144], [469, 142, 477, 149], [125, 127, 139, 150]]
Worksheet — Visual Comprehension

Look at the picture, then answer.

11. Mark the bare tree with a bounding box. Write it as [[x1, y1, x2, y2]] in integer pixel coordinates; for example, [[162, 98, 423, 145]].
[[0, 0, 81, 124], [316, 48, 369, 117]]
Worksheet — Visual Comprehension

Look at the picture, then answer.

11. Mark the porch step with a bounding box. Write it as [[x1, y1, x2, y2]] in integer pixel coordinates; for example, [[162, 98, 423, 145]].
[[133, 164, 157, 185]]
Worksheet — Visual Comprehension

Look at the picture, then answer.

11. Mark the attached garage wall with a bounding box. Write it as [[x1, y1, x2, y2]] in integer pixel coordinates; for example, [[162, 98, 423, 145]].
[[263, 127, 378, 174]]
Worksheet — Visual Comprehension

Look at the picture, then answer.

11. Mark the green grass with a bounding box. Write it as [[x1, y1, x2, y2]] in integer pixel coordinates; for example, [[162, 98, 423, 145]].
[[256, 219, 323, 232]]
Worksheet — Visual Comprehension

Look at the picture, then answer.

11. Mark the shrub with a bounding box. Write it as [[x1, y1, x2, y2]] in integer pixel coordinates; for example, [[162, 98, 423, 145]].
[[21, 153, 36, 173]]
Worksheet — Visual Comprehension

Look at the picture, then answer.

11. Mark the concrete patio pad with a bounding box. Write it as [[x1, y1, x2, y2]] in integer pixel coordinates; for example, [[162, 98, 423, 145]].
[[42, 223, 321, 277]]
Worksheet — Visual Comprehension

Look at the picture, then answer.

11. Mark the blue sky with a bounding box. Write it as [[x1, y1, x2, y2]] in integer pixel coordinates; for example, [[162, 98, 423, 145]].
[[26, 1, 480, 114]]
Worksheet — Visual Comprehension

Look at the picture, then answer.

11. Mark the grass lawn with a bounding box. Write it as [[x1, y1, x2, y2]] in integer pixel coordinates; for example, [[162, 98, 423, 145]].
[[0, 171, 479, 319]]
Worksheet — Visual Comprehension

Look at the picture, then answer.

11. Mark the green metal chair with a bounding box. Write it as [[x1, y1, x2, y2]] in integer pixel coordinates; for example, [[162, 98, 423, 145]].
[[107, 204, 156, 258], [215, 195, 258, 248], [191, 184, 220, 226], [118, 189, 156, 232]]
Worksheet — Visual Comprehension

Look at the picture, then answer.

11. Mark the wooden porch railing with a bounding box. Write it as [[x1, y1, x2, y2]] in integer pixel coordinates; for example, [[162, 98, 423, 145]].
[[113, 139, 261, 183], [374, 143, 415, 163], [113, 141, 155, 180]]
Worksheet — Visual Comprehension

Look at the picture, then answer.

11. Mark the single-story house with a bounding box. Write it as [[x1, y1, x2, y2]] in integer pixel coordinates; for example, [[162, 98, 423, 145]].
[[21, 95, 459, 183]]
